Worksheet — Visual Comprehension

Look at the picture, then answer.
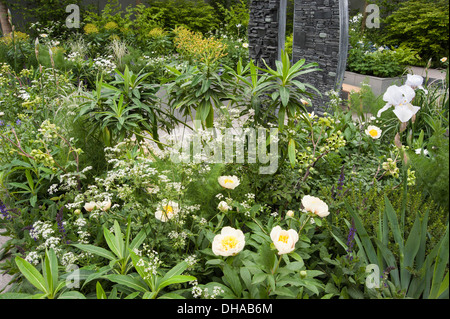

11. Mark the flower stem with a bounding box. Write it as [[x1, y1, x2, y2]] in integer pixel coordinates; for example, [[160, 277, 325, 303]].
[[272, 254, 283, 275]]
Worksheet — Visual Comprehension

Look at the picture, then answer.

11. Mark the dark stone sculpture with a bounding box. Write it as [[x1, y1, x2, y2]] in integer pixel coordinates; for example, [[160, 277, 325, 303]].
[[248, 0, 349, 111]]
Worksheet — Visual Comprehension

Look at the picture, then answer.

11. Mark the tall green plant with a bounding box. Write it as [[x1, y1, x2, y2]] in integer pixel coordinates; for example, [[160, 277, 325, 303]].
[[1, 249, 86, 299], [254, 50, 321, 131], [345, 196, 449, 299], [76, 66, 174, 147], [72, 218, 149, 276]]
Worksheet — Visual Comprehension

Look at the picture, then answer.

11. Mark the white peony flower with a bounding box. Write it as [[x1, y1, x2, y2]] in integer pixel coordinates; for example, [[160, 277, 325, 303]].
[[377, 85, 420, 123], [84, 201, 97, 212], [365, 125, 382, 139], [155, 200, 179, 222], [406, 74, 428, 94], [270, 226, 299, 255], [217, 201, 231, 213], [301, 195, 329, 218], [212, 227, 245, 257], [286, 210, 295, 218], [218, 176, 240, 190], [101, 199, 112, 211]]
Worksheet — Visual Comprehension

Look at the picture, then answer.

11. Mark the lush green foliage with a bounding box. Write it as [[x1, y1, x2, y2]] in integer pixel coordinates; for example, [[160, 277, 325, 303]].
[[382, 0, 449, 65], [0, 2, 448, 301], [347, 13, 422, 77], [362, 0, 449, 68]]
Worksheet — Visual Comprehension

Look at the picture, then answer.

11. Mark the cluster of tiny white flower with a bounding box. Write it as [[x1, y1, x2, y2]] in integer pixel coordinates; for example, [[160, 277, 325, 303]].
[[184, 254, 197, 268], [92, 56, 117, 73], [17, 89, 31, 101], [74, 217, 90, 244], [190, 280, 225, 299], [65, 51, 84, 63], [30, 221, 54, 240], [48, 183, 59, 195], [60, 251, 77, 266], [168, 230, 189, 248], [134, 245, 161, 280], [25, 251, 40, 266]]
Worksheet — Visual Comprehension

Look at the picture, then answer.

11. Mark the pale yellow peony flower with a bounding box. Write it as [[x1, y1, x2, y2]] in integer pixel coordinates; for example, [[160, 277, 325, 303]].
[[218, 176, 240, 190], [101, 199, 112, 212], [301, 195, 329, 218], [155, 200, 179, 222], [365, 125, 382, 139], [212, 227, 245, 257], [270, 226, 299, 255], [286, 210, 295, 218], [84, 201, 98, 212]]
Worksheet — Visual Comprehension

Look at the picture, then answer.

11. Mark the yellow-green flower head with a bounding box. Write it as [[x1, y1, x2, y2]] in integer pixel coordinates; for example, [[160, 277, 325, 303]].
[[84, 23, 99, 35], [104, 21, 118, 30]]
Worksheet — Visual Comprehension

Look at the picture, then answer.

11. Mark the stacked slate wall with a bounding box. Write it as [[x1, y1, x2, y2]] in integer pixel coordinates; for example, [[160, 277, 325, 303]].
[[292, 0, 342, 110], [248, 0, 349, 111], [248, 0, 280, 69]]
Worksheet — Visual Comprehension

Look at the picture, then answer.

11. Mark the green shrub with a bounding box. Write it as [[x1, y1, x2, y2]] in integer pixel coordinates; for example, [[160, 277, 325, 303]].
[[4, 0, 86, 39], [408, 132, 450, 211], [146, 0, 220, 35], [382, 0, 449, 65], [346, 41, 406, 78]]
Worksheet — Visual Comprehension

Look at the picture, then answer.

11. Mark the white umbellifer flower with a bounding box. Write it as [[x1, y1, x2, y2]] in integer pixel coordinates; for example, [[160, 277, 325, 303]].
[[415, 148, 429, 156], [61, 252, 77, 266], [301, 195, 329, 218], [218, 176, 240, 190], [84, 201, 97, 212], [47, 184, 58, 195], [270, 226, 299, 255], [217, 201, 231, 213], [25, 251, 40, 266], [377, 85, 420, 123], [365, 125, 382, 139], [406, 74, 428, 94], [212, 226, 245, 257], [155, 200, 179, 222]]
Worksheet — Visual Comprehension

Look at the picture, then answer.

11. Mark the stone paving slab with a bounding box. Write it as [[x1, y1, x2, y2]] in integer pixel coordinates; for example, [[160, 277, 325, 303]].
[[407, 66, 447, 81], [0, 230, 12, 293]]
